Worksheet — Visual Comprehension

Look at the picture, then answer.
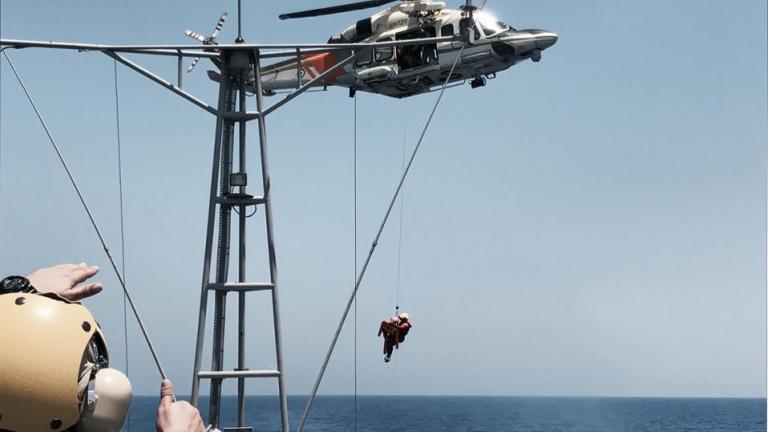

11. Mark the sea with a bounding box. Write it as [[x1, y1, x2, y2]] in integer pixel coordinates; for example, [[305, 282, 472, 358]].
[[125, 395, 766, 431]]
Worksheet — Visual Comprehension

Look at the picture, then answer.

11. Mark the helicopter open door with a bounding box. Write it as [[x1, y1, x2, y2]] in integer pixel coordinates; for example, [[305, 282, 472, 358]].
[[395, 27, 438, 71]]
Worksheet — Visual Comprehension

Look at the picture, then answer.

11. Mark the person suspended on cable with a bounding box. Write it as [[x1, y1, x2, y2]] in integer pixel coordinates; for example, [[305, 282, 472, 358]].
[[377, 312, 412, 363]]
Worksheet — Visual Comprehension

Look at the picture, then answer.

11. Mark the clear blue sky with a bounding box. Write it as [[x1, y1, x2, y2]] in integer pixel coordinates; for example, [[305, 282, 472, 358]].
[[1, 0, 766, 399]]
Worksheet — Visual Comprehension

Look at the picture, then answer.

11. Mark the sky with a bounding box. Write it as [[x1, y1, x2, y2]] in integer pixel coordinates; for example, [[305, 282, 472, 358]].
[[0, 0, 766, 402]]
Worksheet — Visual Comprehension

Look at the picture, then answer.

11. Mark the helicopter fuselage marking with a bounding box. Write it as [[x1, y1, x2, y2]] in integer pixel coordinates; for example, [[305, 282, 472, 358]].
[[389, 19, 408, 29]]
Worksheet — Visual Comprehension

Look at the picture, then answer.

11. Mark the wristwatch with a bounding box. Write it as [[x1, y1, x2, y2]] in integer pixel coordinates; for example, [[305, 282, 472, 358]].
[[0, 276, 36, 294]]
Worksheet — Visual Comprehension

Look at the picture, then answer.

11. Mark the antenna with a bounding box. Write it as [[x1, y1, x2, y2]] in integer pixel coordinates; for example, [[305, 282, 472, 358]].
[[236, 0, 244, 43]]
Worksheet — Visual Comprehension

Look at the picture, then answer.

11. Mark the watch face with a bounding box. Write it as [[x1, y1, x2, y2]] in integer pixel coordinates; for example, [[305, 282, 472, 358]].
[[0, 276, 31, 294]]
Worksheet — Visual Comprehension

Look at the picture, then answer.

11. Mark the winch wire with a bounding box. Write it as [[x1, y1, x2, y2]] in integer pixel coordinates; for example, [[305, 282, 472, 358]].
[[395, 100, 407, 312], [3, 51, 168, 380], [298, 43, 468, 432], [353, 85, 359, 432]]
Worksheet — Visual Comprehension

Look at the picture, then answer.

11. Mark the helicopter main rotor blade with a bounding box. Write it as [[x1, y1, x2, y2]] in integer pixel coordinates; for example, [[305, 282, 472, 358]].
[[279, 0, 398, 20]]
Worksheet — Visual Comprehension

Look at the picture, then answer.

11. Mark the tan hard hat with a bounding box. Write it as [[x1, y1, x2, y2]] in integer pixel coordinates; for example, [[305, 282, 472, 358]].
[[0, 293, 104, 431]]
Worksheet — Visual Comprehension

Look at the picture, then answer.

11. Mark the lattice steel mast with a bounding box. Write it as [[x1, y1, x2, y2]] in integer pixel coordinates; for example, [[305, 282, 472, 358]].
[[1, 3, 459, 429]]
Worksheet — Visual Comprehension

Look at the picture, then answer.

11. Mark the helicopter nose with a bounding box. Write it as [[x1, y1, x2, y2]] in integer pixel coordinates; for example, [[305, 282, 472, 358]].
[[534, 31, 558, 50], [536, 31, 557, 49]]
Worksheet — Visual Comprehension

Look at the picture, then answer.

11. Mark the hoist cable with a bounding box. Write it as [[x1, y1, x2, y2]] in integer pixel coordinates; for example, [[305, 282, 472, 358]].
[[298, 43, 468, 432], [113, 59, 131, 431], [3, 51, 168, 380], [395, 100, 407, 313], [353, 84, 359, 432]]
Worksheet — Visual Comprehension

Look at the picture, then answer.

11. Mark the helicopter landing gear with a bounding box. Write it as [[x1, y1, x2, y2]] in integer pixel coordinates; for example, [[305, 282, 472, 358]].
[[470, 76, 486, 89], [531, 49, 542, 62]]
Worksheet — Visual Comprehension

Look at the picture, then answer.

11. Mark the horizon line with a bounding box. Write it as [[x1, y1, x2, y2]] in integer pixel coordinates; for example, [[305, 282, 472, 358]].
[[131, 394, 768, 400]]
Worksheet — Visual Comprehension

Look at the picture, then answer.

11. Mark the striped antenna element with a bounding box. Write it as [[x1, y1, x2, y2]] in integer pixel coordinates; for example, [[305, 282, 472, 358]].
[[185, 11, 228, 74]]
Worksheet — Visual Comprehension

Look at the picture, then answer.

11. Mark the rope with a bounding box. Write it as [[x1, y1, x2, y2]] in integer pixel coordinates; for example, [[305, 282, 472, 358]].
[[395, 100, 408, 313], [298, 43, 468, 432], [3, 51, 168, 380], [113, 59, 131, 431]]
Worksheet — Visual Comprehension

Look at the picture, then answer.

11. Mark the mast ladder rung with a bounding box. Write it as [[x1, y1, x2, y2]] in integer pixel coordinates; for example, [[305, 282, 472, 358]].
[[207, 282, 274, 292], [198, 370, 281, 379]]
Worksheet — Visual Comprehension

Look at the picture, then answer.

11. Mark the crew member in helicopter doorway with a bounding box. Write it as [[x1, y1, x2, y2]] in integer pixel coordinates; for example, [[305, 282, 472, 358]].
[[378, 312, 412, 363]]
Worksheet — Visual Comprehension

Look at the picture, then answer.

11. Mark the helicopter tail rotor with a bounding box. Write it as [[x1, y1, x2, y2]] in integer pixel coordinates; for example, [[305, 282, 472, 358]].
[[184, 11, 228, 73], [210, 11, 228, 39], [185, 30, 207, 43]]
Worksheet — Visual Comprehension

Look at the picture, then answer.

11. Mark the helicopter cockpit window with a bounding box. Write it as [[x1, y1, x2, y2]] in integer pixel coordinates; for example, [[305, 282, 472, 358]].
[[395, 27, 438, 71], [479, 16, 508, 37], [441, 24, 454, 37], [498, 20, 516, 31], [375, 38, 393, 62]]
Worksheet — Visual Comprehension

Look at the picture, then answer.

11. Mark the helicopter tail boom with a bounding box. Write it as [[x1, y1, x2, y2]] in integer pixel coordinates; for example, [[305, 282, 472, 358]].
[[259, 51, 350, 94]]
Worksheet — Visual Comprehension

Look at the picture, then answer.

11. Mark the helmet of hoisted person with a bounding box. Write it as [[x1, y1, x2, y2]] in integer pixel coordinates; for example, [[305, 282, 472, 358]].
[[0, 292, 132, 432], [398, 312, 409, 321]]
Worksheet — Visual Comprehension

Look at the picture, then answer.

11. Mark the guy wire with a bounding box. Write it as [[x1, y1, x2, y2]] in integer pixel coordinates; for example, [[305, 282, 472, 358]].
[[1, 6, 6, 263], [0, 49, 4, 263], [4, 51, 168, 380], [113, 59, 132, 431]]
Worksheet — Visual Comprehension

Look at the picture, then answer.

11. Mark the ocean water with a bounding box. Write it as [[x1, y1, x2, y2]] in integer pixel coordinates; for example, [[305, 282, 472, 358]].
[[127, 395, 766, 431]]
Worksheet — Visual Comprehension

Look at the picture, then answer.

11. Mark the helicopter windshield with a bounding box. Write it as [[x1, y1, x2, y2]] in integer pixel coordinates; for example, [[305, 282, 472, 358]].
[[478, 14, 510, 36]]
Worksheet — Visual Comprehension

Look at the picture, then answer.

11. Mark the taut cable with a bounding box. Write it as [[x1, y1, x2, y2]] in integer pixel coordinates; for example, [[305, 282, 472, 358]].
[[4, 51, 168, 380]]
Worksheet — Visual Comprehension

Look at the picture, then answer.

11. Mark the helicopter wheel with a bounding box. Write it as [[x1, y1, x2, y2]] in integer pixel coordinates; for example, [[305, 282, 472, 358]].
[[470, 76, 487, 89]]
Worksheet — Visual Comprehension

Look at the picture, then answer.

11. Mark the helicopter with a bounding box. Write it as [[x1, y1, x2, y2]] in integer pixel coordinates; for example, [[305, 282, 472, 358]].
[[187, 0, 558, 98]]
